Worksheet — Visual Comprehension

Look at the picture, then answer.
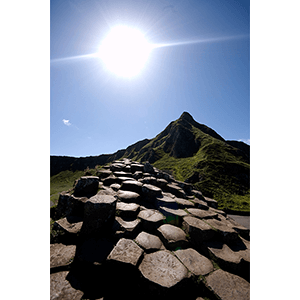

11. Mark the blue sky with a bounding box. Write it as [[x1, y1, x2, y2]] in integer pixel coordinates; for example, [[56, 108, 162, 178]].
[[50, 0, 250, 157]]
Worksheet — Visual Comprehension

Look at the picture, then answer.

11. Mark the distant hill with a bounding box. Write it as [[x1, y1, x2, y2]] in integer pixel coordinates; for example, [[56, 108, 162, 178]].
[[51, 112, 250, 212]]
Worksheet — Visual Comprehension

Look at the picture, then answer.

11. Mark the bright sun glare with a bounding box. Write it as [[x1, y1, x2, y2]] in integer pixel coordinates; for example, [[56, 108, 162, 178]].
[[98, 26, 152, 77]]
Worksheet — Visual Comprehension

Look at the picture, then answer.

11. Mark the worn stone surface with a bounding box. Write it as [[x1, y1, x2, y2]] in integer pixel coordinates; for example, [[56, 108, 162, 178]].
[[116, 202, 140, 219], [138, 209, 165, 232], [80, 194, 117, 236], [117, 190, 140, 203], [187, 208, 218, 219], [139, 250, 188, 288], [50, 244, 76, 269], [50, 271, 84, 300], [135, 231, 164, 252], [182, 216, 216, 245], [174, 248, 214, 276], [206, 269, 250, 300], [74, 176, 99, 197], [157, 224, 188, 250], [107, 238, 143, 266], [51, 159, 250, 300]]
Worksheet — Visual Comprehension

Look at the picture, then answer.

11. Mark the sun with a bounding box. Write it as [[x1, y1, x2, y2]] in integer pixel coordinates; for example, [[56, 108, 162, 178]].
[[98, 26, 152, 77]]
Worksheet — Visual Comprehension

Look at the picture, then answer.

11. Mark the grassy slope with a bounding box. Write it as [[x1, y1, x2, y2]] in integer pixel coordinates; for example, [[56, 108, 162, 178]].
[[50, 120, 250, 213], [128, 121, 250, 212]]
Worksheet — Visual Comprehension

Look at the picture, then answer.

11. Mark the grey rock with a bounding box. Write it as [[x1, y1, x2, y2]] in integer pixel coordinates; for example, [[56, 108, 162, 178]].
[[110, 163, 126, 171], [117, 190, 140, 203], [190, 198, 209, 210], [113, 171, 133, 178], [204, 218, 238, 243], [114, 216, 141, 236], [107, 238, 143, 266], [138, 209, 165, 232], [182, 216, 215, 245], [157, 224, 188, 250], [52, 217, 82, 244], [50, 244, 76, 269], [143, 162, 155, 174], [187, 208, 218, 219], [139, 250, 188, 288], [96, 169, 112, 180], [190, 189, 205, 200], [116, 202, 140, 219], [131, 163, 144, 173], [74, 176, 99, 197], [156, 194, 178, 210], [206, 269, 250, 300], [167, 183, 186, 198], [174, 248, 214, 276], [103, 175, 121, 186], [80, 194, 117, 237], [135, 231, 165, 252], [50, 271, 84, 300], [110, 183, 121, 191], [158, 206, 188, 226], [175, 198, 195, 209], [121, 180, 143, 193], [142, 184, 162, 199], [203, 196, 218, 209]]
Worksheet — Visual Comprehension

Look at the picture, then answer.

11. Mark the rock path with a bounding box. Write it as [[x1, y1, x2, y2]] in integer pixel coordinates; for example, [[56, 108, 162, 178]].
[[50, 159, 250, 299]]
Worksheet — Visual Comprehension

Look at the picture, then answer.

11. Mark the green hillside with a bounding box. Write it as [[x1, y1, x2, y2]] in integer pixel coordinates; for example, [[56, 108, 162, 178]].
[[50, 112, 250, 213]]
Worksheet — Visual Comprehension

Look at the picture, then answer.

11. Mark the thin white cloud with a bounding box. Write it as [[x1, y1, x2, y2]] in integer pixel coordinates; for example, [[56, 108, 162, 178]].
[[239, 139, 250, 145], [62, 119, 71, 126]]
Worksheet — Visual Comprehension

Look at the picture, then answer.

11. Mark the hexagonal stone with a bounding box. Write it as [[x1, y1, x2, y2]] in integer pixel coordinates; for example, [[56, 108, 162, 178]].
[[117, 190, 140, 203], [203, 196, 218, 209], [158, 206, 188, 226], [175, 198, 195, 209], [80, 194, 117, 237], [156, 195, 178, 209], [225, 217, 250, 239], [50, 244, 76, 270], [135, 231, 165, 252], [103, 175, 122, 186], [157, 224, 188, 250], [182, 216, 215, 246], [138, 209, 165, 232], [204, 240, 242, 272], [206, 269, 250, 300], [50, 271, 84, 300], [110, 163, 126, 171], [107, 238, 143, 266], [139, 250, 188, 288], [142, 184, 162, 199], [52, 217, 82, 244], [174, 248, 214, 276], [74, 176, 99, 197], [115, 216, 141, 236], [131, 163, 144, 173], [113, 171, 133, 178], [204, 219, 238, 243], [116, 202, 140, 219], [121, 180, 143, 193], [190, 198, 209, 210], [167, 183, 186, 198], [187, 208, 218, 219]]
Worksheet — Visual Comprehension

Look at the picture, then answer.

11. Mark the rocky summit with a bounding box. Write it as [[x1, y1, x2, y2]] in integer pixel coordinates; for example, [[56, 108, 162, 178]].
[[50, 159, 250, 300]]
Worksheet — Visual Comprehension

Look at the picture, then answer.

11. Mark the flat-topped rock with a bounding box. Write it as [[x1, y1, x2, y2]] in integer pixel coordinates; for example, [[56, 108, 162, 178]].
[[204, 240, 242, 272], [115, 216, 141, 236], [110, 163, 126, 171], [142, 184, 162, 199], [204, 218, 238, 243], [203, 196, 218, 209], [187, 208, 218, 219], [50, 271, 84, 300], [138, 209, 165, 232], [121, 180, 143, 193], [74, 176, 99, 197], [80, 194, 117, 236], [175, 198, 195, 208], [135, 231, 165, 252], [206, 269, 250, 300], [156, 195, 178, 209], [103, 175, 121, 186], [96, 169, 112, 179], [159, 206, 188, 226], [190, 198, 209, 210], [157, 224, 188, 250], [50, 244, 76, 270], [182, 216, 215, 246], [116, 202, 140, 219], [52, 217, 82, 244], [131, 163, 144, 173], [167, 183, 186, 198], [139, 250, 188, 288], [113, 171, 133, 178], [191, 189, 205, 200], [107, 238, 143, 266], [117, 190, 140, 203], [174, 248, 213, 276]]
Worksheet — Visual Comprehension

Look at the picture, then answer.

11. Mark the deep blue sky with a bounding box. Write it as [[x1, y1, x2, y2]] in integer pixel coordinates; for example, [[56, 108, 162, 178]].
[[50, 0, 250, 157]]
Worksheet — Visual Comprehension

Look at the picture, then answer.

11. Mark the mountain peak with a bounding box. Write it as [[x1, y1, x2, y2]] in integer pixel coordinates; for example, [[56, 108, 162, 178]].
[[179, 111, 194, 122]]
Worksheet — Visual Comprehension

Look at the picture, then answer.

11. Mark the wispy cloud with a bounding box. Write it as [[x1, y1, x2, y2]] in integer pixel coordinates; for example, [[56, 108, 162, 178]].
[[239, 139, 250, 145], [62, 119, 71, 126]]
